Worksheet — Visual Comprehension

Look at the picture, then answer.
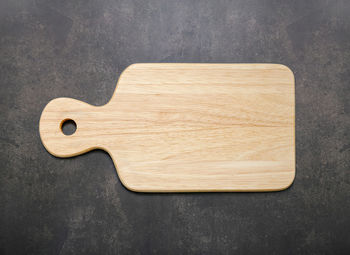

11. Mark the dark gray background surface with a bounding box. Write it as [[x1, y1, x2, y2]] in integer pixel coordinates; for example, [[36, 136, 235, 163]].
[[1, 0, 349, 254]]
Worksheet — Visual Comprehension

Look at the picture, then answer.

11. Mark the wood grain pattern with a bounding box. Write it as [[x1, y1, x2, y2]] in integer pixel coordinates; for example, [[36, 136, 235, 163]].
[[39, 64, 295, 192]]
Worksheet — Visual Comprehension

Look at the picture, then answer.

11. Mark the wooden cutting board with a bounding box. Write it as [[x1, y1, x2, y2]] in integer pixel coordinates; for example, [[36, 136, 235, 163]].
[[39, 64, 295, 192]]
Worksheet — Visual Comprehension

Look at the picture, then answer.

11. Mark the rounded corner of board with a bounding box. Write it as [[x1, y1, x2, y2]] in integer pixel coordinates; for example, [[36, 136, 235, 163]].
[[276, 64, 295, 80], [277, 172, 296, 192]]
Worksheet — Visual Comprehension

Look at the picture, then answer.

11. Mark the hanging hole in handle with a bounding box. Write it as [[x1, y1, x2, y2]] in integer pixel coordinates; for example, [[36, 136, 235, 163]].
[[60, 119, 77, 136]]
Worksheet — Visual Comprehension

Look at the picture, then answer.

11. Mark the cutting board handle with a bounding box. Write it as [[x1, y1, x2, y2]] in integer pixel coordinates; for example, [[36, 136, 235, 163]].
[[39, 97, 106, 158]]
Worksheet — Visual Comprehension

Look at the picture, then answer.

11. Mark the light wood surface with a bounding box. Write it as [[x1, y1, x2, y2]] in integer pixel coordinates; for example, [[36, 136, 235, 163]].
[[39, 64, 295, 192]]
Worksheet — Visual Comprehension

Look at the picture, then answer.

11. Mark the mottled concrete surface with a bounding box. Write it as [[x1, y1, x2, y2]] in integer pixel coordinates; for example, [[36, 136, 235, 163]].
[[1, 0, 349, 254]]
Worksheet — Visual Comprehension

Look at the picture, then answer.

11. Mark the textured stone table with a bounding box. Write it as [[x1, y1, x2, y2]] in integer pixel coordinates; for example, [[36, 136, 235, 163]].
[[0, 0, 349, 254]]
